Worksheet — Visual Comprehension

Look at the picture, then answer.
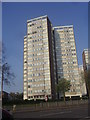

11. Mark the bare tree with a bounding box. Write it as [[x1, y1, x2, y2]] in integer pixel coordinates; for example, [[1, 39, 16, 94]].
[[84, 70, 90, 98], [2, 43, 15, 91]]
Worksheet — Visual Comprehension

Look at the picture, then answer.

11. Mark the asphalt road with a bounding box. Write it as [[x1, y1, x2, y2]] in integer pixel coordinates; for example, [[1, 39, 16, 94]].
[[13, 104, 90, 119]]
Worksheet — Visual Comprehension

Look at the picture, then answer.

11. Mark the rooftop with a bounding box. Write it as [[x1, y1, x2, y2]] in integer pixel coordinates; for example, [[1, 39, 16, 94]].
[[27, 15, 47, 23], [53, 25, 73, 30]]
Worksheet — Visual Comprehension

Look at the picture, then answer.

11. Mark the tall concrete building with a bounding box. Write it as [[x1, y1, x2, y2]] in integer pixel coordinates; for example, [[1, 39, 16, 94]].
[[23, 15, 82, 100], [23, 15, 56, 100], [82, 49, 90, 71], [82, 49, 90, 96], [54, 25, 82, 98]]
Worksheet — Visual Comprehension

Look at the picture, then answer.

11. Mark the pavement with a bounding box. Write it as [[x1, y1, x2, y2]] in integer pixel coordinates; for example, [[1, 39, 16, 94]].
[[13, 104, 90, 119]]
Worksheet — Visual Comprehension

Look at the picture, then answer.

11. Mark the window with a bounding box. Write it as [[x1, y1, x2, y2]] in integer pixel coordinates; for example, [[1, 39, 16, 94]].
[[28, 85, 31, 88], [37, 26, 42, 28], [32, 31, 37, 34], [29, 37, 32, 39], [30, 23, 34, 27]]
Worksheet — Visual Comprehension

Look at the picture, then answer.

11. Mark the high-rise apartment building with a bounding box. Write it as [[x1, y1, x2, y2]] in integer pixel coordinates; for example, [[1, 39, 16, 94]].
[[53, 25, 82, 98], [23, 15, 82, 100], [23, 15, 56, 100], [82, 49, 90, 96], [82, 49, 90, 71]]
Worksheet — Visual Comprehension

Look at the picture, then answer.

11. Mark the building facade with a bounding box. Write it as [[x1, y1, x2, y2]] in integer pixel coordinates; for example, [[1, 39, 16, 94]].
[[23, 15, 56, 100], [54, 25, 82, 98], [82, 49, 90, 71], [82, 49, 90, 96], [23, 15, 82, 100]]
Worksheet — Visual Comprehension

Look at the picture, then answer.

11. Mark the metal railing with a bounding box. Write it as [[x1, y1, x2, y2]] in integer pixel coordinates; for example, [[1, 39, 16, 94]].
[[3, 99, 88, 113]]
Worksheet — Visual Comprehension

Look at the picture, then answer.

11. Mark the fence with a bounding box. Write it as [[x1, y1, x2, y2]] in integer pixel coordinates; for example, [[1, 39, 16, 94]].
[[3, 99, 88, 113]]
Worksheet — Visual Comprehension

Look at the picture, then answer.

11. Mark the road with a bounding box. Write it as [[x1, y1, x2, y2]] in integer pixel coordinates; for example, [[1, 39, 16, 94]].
[[13, 104, 90, 119]]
